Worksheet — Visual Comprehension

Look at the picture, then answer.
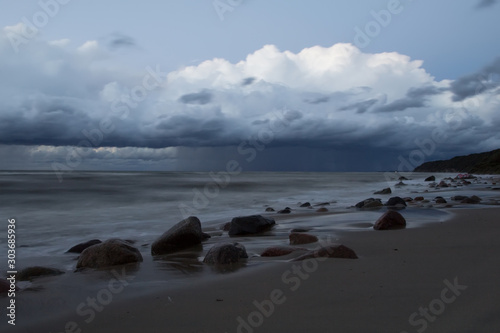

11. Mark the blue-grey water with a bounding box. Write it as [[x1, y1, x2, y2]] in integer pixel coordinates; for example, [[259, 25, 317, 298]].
[[1, 170, 497, 272]]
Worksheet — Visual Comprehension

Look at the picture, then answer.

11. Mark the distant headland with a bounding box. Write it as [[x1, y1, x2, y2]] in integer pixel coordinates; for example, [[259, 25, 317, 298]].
[[414, 149, 500, 174]]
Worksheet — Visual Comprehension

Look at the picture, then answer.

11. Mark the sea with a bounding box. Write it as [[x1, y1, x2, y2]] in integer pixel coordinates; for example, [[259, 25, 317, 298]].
[[0, 171, 499, 288], [1, 170, 500, 328]]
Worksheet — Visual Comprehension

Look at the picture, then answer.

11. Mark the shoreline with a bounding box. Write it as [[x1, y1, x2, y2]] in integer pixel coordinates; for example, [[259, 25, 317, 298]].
[[14, 206, 500, 333]]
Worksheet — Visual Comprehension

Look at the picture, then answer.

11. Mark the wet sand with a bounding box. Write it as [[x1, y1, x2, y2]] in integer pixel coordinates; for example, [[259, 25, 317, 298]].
[[18, 207, 500, 333]]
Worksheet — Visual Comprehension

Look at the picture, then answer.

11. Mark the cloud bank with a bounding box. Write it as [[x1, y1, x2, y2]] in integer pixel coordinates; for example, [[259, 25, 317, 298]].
[[1, 24, 499, 171]]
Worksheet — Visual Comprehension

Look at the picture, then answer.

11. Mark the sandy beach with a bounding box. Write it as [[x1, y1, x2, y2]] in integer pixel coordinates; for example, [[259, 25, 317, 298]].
[[13, 206, 499, 333]]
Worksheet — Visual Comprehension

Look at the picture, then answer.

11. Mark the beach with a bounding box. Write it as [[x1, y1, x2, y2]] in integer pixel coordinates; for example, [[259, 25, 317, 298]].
[[10, 206, 500, 333], [2, 172, 500, 333]]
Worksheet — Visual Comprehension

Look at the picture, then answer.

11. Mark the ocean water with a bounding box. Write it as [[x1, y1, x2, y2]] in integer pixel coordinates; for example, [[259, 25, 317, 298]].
[[0, 171, 497, 276]]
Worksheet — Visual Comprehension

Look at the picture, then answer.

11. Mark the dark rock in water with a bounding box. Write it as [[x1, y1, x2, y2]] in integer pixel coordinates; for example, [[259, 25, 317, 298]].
[[221, 222, 232, 231], [438, 181, 449, 188], [395, 181, 407, 187], [316, 207, 329, 212], [67, 239, 102, 253], [434, 197, 447, 204], [77, 239, 143, 269], [461, 196, 481, 204], [355, 198, 382, 209], [300, 202, 311, 207], [151, 216, 205, 255], [399, 176, 409, 180], [452, 195, 468, 201], [385, 196, 407, 208], [374, 187, 392, 195], [403, 197, 413, 202], [265, 207, 275, 212], [0, 278, 18, 293], [292, 245, 358, 261], [374, 211, 406, 230], [228, 215, 276, 236], [425, 176, 436, 181], [414, 196, 425, 201], [289, 233, 318, 245], [17, 266, 65, 281], [278, 207, 292, 214], [363, 200, 383, 209], [203, 243, 248, 265], [261, 246, 307, 257]]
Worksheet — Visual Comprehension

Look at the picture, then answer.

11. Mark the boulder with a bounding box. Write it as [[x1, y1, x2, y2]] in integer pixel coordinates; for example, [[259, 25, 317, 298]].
[[461, 196, 481, 204], [399, 176, 409, 180], [363, 200, 383, 209], [403, 197, 413, 202], [289, 233, 318, 245], [265, 207, 275, 212], [355, 198, 382, 209], [67, 239, 102, 253], [292, 245, 358, 261], [374, 188, 392, 195], [77, 239, 143, 269], [278, 207, 292, 214], [0, 278, 18, 293], [425, 176, 436, 181], [438, 181, 449, 188], [300, 202, 311, 208], [261, 246, 307, 257], [203, 243, 248, 265], [452, 195, 468, 201], [221, 222, 232, 231], [373, 211, 406, 230], [414, 196, 425, 201], [385, 196, 407, 208], [17, 266, 65, 281], [434, 197, 447, 204], [316, 207, 329, 212], [151, 216, 205, 255], [228, 215, 276, 236]]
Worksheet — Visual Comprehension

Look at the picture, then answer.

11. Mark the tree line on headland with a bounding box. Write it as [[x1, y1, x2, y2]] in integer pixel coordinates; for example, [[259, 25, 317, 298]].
[[414, 149, 500, 174]]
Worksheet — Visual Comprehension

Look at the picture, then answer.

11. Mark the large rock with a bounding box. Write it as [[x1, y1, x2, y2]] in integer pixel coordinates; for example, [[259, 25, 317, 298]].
[[0, 278, 18, 293], [77, 239, 143, 269], [151, 216, 205, 255], [261, 246, 307, 257], [289, 233, 318, 245], [374, 188, 392, 195], [385, 196, 407, 208], [203, 243, 248, 265], [373, 211, 406, 230], [425, 175, 436, 181], [355, 198, 382, 209], [17, 266, 65, 281], [292, 245, 358, 261], [228, 215, 276, 236], [67, 239, 102, 253]]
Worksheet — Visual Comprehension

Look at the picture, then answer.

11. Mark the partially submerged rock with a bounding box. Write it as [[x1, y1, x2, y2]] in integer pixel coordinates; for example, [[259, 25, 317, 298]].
[[289, 233, 318, 245], [77, 239, 143, 269], [355, 198, 382, 209], [228, 215, 276, 236], [374, 188, 392, 195], [203, 243, 248, 265], [67, 239, 102, 253], [151, 216, 206, 255], [261, 246, 307, 257], [373, 211, 406, 230], [292, 245, 358, 261], [17, 266, 65, 281], [425, 175, 436, 181], [385, 196, 407, 208]]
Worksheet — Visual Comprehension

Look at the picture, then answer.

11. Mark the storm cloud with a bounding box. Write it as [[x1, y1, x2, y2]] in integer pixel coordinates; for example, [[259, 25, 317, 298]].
[[1, 26, 499, 171]]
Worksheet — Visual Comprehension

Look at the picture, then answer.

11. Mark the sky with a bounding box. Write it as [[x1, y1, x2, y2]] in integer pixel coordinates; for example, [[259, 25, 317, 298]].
[[0, 0, 500, 173]]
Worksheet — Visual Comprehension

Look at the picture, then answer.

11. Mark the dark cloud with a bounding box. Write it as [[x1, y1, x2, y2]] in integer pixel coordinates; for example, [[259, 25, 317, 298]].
[[339, 99, 378, 113], [374, 85, 446, 112], [107, 33, 136, 50], [242, 77, 256, 86], [305, 96, 330, 104], [178, 90, 213, 105], [451, 57, 500, 101], [476, 0, 499, 8]]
